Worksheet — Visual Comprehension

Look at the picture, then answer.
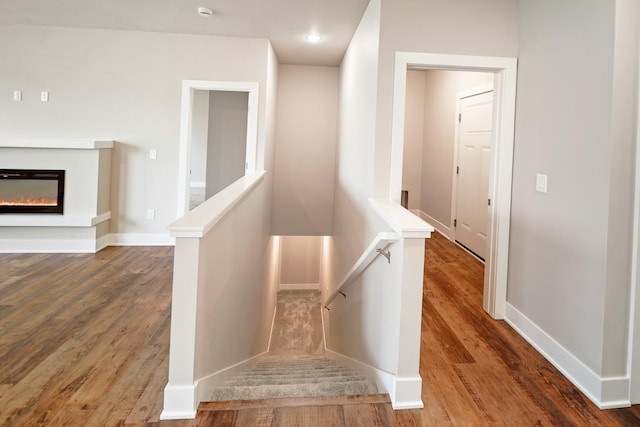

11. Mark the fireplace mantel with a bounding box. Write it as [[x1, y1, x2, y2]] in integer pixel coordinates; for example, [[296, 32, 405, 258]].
[[0, 139, 113, 252], [0, 138, 113, 150]]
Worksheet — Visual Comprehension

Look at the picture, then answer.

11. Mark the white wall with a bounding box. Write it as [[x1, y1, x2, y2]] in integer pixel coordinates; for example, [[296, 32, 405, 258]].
[[402, 70, 492, 233], [163, 41, 279, 419], [205, 91, 248, 199], [272, 65, 338, 236], [401, 70, 426, 211], [325, 0, 429, 408], [329, 0, 387, 286], [504, 0, 639, 406], [190, 90, 209, 185], [375, 0, 519, 199], [194, 182, 275, 378], [510, 0, 616, 375], [279, 236, 322, 287], [327, 0, 517, 345], [324, 0, 519, 408], [0, 26, 272, 242]]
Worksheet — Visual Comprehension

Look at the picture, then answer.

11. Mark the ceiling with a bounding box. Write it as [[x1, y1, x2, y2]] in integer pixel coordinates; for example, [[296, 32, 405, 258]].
[[0, 0, 370, 66]]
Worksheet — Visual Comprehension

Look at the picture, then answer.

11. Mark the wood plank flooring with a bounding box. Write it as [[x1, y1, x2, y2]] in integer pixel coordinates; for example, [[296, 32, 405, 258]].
[[1, 235, 640, 425]]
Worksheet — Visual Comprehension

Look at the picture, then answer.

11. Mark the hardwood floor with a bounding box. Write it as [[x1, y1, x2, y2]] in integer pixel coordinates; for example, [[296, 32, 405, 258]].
[[1, 235, 640, 425]]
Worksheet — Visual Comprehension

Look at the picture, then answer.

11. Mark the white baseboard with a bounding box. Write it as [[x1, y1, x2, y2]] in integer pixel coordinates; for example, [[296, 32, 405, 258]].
[[391, 376, 424, 410], [95, 234, 110, 252], [267, 305, 278, 351], [0, 239, 99, 253], [505, 303, 630, 409], [0, 233, 174, 253], [325, 350, 423, 410], [109, 233, 175, 246], [160, 384, 198, 420], [279, 283, 320, 291], [413, 210, 451, 239]]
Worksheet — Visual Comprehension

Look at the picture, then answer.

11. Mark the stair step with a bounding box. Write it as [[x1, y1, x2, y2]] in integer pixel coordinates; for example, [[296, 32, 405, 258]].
[[207, 291, 379, 403], [211, 380, 378, 401], [226, 375, 368, 386], [201, 394, 391, 411]]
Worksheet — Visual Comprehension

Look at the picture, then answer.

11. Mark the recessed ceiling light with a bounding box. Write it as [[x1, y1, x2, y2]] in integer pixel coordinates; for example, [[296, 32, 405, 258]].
[[305, 33, 322, 43], [197, 7, 213, 17]]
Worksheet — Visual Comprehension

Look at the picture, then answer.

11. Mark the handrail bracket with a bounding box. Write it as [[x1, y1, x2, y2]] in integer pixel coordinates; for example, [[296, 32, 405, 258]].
[[376, 248, 391, 263]]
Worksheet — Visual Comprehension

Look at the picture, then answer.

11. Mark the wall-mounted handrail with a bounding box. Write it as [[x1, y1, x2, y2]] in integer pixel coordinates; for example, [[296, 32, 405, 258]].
[[324, 231, 399, 309]]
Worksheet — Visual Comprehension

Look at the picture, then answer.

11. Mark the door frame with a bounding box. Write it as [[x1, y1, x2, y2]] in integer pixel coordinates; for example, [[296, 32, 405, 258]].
[[389, 52, 517, 319], [176, 80, 259, 217], [450, 84, 494, 257]]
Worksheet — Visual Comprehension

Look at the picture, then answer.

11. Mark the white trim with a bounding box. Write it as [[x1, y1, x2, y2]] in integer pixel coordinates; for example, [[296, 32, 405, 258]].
[[412, 209, 451, 238], [390, 51, 517, 320], [391, 376, 424, 410], [169, 171, 265, 238], [160, 384, 197, 420], [189, 181, 206, 189], [279, 283, 320, 291], [176, 80, 260, 218], [267, 304, 278, 352], [0, 138, 114, 149], [0, 212, 111, 227], [95, 234, 110, 252], [109, 233, 174, 246], [0, 239, 101, 253], [627, 38, 640, 404], [505, 303, 630, 409], [369, 198, 434, 239]]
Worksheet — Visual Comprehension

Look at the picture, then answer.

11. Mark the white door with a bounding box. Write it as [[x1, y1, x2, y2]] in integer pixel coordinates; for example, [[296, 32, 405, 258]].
[[454, 90, 493, 260]]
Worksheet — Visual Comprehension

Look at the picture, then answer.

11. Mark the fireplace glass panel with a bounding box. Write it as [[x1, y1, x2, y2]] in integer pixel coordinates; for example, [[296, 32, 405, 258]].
[[1, 179, 59, 206], [0, 169, 65, 214]]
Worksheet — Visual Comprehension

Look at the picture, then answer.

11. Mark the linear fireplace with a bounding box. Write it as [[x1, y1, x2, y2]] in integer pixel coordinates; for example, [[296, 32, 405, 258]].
[[0, 169, 65, 214]]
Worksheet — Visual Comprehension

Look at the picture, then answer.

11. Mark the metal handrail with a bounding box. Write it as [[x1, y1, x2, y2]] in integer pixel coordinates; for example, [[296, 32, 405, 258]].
[[324, 231, 399, 309]]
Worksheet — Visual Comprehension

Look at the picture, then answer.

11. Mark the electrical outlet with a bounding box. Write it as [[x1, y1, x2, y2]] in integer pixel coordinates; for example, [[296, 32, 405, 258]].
[[40, 91, 49, 102], [13, 90, 22, 101], [147, 209, 155, 220], [149, 149, 157, 160]]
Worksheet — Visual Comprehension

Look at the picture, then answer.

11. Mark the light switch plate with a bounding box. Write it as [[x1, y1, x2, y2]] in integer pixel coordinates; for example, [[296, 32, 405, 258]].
[[149, 149, 157, 160], [536, 174, 548, 193]]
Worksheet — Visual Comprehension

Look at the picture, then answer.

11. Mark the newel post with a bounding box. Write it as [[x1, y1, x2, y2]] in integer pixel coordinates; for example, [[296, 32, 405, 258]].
[[161, 237, 201, 420]]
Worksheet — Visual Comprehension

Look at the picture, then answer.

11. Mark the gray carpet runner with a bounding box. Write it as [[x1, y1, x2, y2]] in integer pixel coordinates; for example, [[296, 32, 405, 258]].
[[209, 290, 378, 401]]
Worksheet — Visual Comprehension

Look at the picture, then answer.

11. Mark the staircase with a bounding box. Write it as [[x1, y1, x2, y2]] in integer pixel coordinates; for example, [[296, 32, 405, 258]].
[[209, 290, 378, 401]]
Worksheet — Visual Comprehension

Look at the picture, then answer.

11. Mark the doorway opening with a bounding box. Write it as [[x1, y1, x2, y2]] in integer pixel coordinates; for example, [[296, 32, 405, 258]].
[[400, 69, 494, 263], [389, 52, 517, 319], [176, 80, 259, 217]]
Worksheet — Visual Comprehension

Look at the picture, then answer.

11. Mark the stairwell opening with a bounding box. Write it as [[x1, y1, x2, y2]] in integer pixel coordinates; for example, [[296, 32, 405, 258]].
[[209, 290, 378, 401]]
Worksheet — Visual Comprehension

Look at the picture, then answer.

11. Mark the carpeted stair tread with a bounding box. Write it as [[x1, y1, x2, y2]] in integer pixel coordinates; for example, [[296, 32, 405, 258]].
[[208, 290, 379, 402], [211, 380, 378, 401], [227, 374, 369, 386]]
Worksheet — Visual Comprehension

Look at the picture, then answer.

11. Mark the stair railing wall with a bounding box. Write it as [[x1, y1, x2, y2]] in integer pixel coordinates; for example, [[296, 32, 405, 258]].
[[161, 171, 278, 420], [323, 198, 433, 410]]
